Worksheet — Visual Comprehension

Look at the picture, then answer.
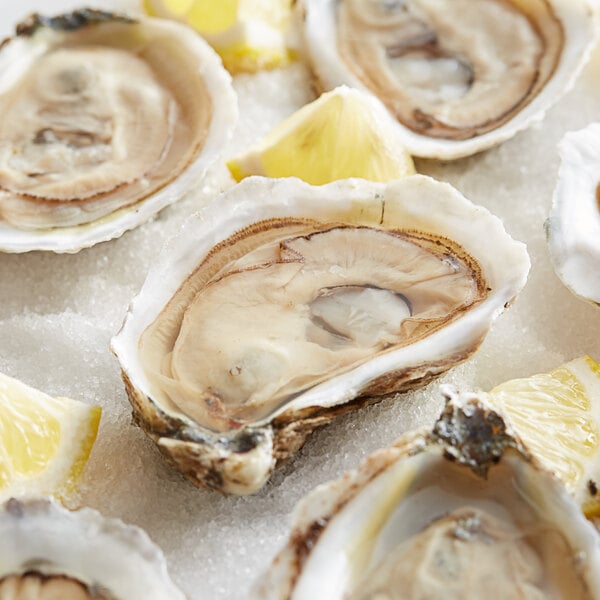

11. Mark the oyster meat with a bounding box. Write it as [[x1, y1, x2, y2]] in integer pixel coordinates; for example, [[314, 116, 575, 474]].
[[112, 175, 529, 494], [547, 123, 600, 306], [0, 497, 184, 599], [300, 0, 598, 159], [253, 390, 600, 599], [0, 10, 237, 252]]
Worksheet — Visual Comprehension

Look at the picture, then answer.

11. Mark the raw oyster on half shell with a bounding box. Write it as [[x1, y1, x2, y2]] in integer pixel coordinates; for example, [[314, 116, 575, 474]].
[[300, 0, 598, 159], [112, 175, 530, 494], [0, 9, 237, 253], [253, 390, 600, 599], [0, 497, 184, 599], [547, 123, 600, 306]]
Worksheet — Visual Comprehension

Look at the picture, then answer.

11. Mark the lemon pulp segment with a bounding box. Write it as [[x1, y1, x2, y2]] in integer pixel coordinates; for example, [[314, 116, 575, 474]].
[[227, 87, 416, 185], [0, 373, 101, 502], [486, 355, 600, 517]]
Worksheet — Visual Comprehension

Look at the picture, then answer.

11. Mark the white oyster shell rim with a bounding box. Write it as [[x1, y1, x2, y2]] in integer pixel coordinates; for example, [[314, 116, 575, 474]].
[[301, 0, 599, 160], [253, 395, 600, 599], [0, 497, 186, 599], [111, 175, 530, 435], [548, 123, 600, 306], [0, 14, 238, 254]]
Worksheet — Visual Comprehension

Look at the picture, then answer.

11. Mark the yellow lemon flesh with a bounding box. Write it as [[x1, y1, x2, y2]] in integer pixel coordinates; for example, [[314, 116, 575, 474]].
[[227, 86, 416, 185], [485, 356, 600, 518], [142, 0, 294, 73], [0, 372, 101, 503]]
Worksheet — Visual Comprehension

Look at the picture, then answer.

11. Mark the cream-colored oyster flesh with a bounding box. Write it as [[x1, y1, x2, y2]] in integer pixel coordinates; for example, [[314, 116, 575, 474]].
[[112, 175, 529, 494], [0, 497, 185, 600], [547, 123, 600, 306], [140, 222, 485, 432], [253, 392, 600, 599], [301, 0, 597, 158], [0, 10, 237, 252]]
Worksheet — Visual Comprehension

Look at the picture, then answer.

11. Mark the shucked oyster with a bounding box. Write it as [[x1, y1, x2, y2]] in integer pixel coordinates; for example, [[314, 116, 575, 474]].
[[254, 391, 600, 599], [0, 10, 237, 253], [547, 124, 600, 306], [300, 0, 597, 159], [112, 176, 529, 494], [0, 497, 184, 599]]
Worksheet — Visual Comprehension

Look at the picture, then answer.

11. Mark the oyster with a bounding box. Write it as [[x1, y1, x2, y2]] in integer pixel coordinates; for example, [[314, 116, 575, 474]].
[[112, 175, 529, 494], [547, 124, 600, 306], [0, 9, 237, 253], [300, 0, 598, 159], [253, 390, 600, 599], [0, 497, 184, 599]]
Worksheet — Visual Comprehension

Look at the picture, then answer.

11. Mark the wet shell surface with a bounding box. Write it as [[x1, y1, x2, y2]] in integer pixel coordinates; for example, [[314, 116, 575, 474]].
[[253, 390, 600, 599], [0, 497, 184, 599], [112, 175, 529, 495], [300, 0, 598, 159], [0, 9, 237, 253], [547, 123, 600, 306]]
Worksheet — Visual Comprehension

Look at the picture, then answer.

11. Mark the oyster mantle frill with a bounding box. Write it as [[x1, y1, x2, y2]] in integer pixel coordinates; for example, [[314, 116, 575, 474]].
[[112, 176, 530, 494], [253, 391, 600, 599], [0, 10, 237, 253]]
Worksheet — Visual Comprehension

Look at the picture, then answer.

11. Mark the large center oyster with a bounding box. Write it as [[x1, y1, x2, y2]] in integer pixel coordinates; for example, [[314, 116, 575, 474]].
[[112, 175, 529, 494], [301, 0, 597, 158]]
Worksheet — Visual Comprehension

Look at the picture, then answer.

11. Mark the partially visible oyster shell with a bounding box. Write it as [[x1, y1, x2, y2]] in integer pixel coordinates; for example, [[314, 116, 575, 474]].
[[112, 175, 529, 494], [0, 9, 237, 253], [0, 497, 184, 599], [253, 390, 600, 599], [547, 123, 600, 306], [300, 0, 598, 159]]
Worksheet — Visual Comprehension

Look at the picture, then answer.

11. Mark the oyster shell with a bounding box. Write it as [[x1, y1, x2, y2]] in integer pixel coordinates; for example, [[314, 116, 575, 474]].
[[112, 175, 530, 494], [253, 390, 600, 599], [0, 9, 237, 253], [547, 123, 600, 306], [0, 497, 184, 599], [300, 0, 598, 159]]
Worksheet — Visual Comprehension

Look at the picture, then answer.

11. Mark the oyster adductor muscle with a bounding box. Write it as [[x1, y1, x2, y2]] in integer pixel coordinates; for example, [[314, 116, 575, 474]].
[[112, 176, 529, 494]]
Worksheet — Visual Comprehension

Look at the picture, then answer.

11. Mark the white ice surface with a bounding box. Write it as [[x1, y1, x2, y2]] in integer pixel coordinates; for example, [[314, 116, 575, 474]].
[[1, 1, 600, 598]]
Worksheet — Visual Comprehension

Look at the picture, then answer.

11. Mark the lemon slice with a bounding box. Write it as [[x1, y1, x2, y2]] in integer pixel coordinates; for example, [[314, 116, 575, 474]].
[[484, 356, 600, 518], [142, 0, 294, 73], [227, 86, 416, 185], [0, 372, 101, 503]]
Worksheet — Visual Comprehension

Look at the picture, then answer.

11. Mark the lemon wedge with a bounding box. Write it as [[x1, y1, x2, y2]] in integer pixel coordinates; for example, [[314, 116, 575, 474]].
[[0, 372, 101, 503], [142, 0, 294, 73], [484, 356, 600, 518], [227, 86, 416, 185]]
